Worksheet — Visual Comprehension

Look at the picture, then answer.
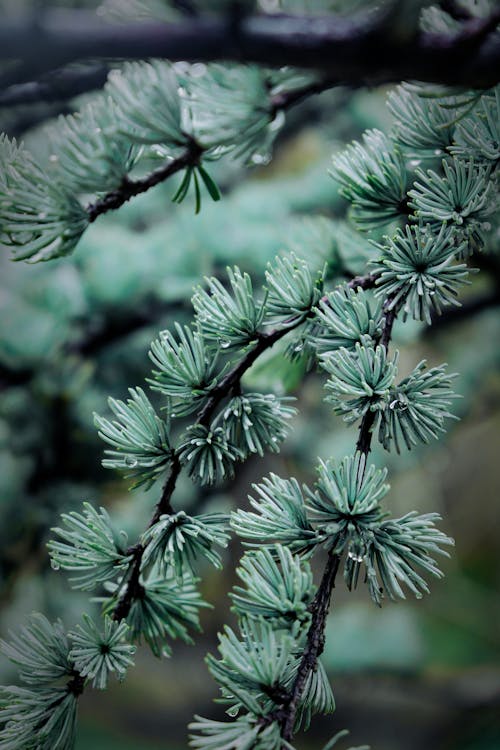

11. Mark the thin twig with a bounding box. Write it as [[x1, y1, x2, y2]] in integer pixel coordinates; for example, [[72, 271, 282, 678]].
[[196, 325, 294, 425], [281, 551, 341, 741], [0, 64, 109, 107], [347, 272, 379, 291], [111, 316, 307, 621], [84, 77, 337, 224], [87, 140, 203, 222], [274, 293, 399, 739], [269, 78, 340, 119], [356, 298, 397, 456]]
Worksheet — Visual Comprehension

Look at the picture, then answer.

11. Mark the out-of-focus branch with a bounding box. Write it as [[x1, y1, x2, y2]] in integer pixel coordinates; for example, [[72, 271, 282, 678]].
[[430, 290, 500, 331], [0, 64, 109, 107], [0, 7, 499, 91]]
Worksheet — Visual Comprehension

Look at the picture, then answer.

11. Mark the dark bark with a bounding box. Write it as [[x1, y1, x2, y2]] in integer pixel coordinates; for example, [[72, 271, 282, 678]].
[[1, 8, 499, 90]]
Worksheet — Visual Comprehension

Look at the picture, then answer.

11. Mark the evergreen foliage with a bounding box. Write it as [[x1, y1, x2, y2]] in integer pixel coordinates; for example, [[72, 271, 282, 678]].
[[0, 3, 498, 748], [50, 98, 142, 193], [148, 324, 220, 416], [379, 361, 459, 452], [94, 387, 173, 488], [231, 474, 319, 555], [409, 158, 496, 251], [141, 511, 230, 576], [330, 129, 408, 229], [0, 136, 89, 262], [192, 267, 264, 350], [321, 343, 399, 425], [116, 573, 209, 658], [264, 253, 324, 325], [370, 224, 470, 323], [48, 502, 131, 590], [314, 287, 383, 354], [68, 615, 135, 690], [230, 546, 314, 625]]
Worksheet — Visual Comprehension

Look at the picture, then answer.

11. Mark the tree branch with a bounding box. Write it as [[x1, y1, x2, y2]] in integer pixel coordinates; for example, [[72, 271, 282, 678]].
[[429, 289, 500, 331], [0, 64, 109, 107], [1, 8, 499, 90], [347, 271, 379, 291], [356, 298, 397, 455], [281, 550, 341, 741], [196, 325, 294, 426], [274, 293, 400, 739], [111, 314, 308, 621], [87, 139, 204, 222], [83, 76, 335, 222]]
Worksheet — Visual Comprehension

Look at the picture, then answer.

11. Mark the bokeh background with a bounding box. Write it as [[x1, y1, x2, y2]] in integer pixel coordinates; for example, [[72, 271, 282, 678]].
[[0, 5, 499, 748]]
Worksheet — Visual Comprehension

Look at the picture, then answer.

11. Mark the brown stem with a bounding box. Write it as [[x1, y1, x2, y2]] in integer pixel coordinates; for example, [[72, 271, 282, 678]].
[[112, 545, 144, 622], [67, 670, 86, 697], [355, 409, 377, 456], [347, 272, 379, 291], [281, 551, 341, 741], [112, 453, 181, 622], [273, 293, 399, 741], [355, 299, 397, 456], [269, 78, 339, 118], [197, 325, 295, 425], [87, 140, 204, 222]]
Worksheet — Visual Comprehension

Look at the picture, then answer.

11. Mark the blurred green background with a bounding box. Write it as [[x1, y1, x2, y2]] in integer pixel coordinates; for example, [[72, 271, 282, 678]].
[[0, 68, 499, 750]]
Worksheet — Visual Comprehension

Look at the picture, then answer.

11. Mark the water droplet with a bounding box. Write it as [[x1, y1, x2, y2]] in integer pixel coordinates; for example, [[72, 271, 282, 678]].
[[251, 152, 271, 166], [294, 344, 304, 353], [409, 159, 421, 168], [434, 148, 442, 156], [51, 560, 60, 571], [49, 154, 59, 163], [94, 127, 102, 134], [38, 212, 47, 220], [220, 341, 231, 349], [347, 550, 364, 563], [124, 456, 138, 468]]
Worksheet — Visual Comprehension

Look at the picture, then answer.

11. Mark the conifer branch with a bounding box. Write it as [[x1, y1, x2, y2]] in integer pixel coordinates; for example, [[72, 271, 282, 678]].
[[196, 326, 293, 425], [1, 9, 499, 89], [280, 550, 341, 742], [2, 31, 480, 747], [276, 291, 400, 740], [111, 317, 307, 622], [83, 78, 335, 225], [112, 545, 145, 623], [0, 65, 109, 107], [269, 78, 339, 119], [66, 670, 86, 698], [355, 297, 398, 455], [347, 271, 380, 291], [87, 139, 204, 222]]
